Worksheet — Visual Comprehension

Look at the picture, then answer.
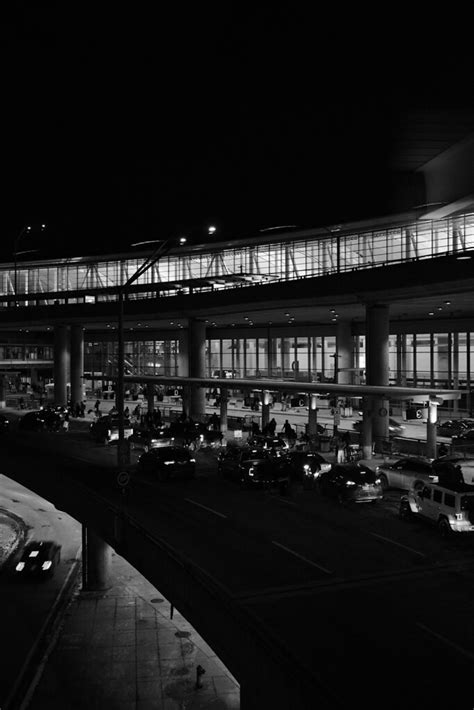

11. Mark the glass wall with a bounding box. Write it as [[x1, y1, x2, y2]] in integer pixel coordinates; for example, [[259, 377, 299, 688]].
[[3, 212, 474, 303]]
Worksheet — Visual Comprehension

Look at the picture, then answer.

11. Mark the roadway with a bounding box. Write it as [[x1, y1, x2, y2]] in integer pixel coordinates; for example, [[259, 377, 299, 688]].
[[0, 410, 472, 708]]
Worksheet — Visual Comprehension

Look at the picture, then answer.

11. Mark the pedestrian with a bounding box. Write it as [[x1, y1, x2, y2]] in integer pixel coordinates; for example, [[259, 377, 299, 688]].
[[80, 401, 86, 418], [124, 406, 130, 419], [268, 417, 277, 436], [62, 412, 70, 433], [94, 399, 101, 416], [334, 433, 345, 463], [282, 419, 292, 437]]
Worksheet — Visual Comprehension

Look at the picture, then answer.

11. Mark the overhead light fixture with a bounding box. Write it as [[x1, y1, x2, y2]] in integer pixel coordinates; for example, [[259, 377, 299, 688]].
[[428, 312, 434, 316], [444, 300, 451, 305], [456, 252, 472, 260]]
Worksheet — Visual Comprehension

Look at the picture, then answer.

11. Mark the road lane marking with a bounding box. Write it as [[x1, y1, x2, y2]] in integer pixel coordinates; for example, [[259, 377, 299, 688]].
[[416, 622, 474, 662], [185, 498, 227, 519], [370, 532, 426, 557], [277, 497, 297, 506], [272, 541, 332, 574]]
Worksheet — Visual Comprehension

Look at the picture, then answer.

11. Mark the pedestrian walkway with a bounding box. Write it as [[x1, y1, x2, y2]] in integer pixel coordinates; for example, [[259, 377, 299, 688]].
[[29, 552, 240, 709]]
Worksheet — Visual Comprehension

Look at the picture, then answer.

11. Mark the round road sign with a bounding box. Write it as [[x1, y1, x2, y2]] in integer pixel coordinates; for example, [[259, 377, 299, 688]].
[[117, 471, 130, 487]]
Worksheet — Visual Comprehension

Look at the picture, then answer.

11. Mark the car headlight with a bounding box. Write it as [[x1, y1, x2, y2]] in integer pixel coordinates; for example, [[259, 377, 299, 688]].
[[375, 478, 381, 485], [164, 461, 175, 465], [303, 464, 310, 470], [42, 561, 52, 571], [345, 480, 356, 487], [190, 458, 196, 463], [15, 562, 25, 572]]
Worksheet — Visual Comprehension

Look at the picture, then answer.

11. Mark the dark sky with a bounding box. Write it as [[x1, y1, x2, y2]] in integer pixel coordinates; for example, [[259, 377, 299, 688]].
[[2, 6, 474, 259]]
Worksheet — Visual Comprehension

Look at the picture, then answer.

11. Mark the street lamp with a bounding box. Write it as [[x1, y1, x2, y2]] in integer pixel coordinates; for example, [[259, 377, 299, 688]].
[[13, 224, 45, 306], [116, 236, 186, 471]]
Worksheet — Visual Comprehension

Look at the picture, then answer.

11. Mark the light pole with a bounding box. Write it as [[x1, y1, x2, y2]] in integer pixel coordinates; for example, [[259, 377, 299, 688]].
[[116, 236, 186, 471], [13, 224, 45, 306]]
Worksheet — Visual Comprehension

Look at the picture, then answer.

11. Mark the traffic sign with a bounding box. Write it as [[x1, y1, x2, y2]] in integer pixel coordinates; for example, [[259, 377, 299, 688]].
[[117, 471, 130, 487]]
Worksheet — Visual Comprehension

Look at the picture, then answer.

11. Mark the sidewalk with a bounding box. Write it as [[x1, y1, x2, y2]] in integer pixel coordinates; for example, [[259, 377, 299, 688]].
[[28, 551, 240, 710]]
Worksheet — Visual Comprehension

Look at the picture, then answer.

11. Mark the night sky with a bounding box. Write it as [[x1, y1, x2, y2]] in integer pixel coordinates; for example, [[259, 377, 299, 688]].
[[2, 7, 474, 260]]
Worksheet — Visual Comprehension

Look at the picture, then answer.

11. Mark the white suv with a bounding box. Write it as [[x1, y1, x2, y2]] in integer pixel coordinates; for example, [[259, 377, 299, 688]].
[[399, 478, 474, 536]]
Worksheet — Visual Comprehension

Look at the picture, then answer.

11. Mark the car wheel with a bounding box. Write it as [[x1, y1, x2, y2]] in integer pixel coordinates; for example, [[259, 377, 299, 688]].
[[438, 517, 452, 538], [378, 474, 389, 492], [399, 500, 412, 520]]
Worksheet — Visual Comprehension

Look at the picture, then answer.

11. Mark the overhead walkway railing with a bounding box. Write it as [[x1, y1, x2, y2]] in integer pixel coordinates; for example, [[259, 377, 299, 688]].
[[2, 211, 473, 304]]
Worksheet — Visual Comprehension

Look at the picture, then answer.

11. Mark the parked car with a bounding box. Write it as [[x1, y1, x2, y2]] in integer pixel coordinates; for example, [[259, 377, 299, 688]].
[[437, 419, 474, 438], [0, 413, 10, 432], [377, 456, 438, 492], [15, 540, 61, 578], [399, 477, 474, 537], [352, 418, 405, 437], [128, 427, 175, 452], [451, 428, 474, 452], [249, 435, 290, 455], [137, 445, 196, 480], [217, 445, 290, 492], [18, 410, 49, 432], [282, 450, 331, 488], [89, 415, 133, 444], [318, 463, 383, 504]]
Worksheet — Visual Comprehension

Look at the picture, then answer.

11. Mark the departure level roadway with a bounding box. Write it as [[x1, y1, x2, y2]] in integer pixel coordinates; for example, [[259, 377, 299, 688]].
[[2, 424, 474, 709]]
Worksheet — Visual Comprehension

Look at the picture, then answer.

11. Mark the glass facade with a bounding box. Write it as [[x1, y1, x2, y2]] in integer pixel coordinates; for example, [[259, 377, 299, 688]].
[[3, 212, 474, 305]]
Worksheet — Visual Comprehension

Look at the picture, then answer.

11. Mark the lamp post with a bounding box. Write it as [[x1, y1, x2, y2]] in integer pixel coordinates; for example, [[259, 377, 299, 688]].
[[13, 224, 45, 306], [116, 236, 186, 471]]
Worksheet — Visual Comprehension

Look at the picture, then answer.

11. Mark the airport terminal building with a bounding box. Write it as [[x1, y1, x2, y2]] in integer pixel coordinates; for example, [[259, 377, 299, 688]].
[[1, 128, 474, 433]]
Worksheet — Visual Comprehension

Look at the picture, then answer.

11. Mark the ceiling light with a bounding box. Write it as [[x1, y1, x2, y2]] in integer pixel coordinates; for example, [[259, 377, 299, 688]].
[[428, 312, 434, 316], [444, 300, 451, 305], [437, 307, 443, 311]]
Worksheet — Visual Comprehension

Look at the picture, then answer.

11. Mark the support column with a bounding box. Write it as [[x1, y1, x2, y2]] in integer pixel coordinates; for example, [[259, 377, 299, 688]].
[[0, 375, 6, 409], [70, 325, 84, 408], [261, 390, 271, 431], [307, 394, 319, 442], [54, 325, 68, 406], [336, 321, 353, 385], [365, 304, 390, 454], [147, 385, 155, 414], [426, 398, 440, 459], [189, 319, 206, 421], [452, 332, 459, 416], [220, 387, 228, 434], [81, 526, 112, 591], [178, 331, 191, 417]]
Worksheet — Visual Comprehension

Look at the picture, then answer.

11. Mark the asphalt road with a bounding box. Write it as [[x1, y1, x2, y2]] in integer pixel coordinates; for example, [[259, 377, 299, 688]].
[[1, 421, 474, 708]]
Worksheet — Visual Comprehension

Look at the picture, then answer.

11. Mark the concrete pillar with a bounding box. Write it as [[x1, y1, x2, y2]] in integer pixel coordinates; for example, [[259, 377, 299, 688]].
[[426, 400, 439, 458], [178, 331, 191, 417], [70, 325, 84, 407], [307, 395, 318, 438], [189, 319, 206, 421], [147, 386, 154, 414], [261, 390, 271, 431], [54, 325, 68, 406], [220, 387, 228, 433], [0, 375, 6, 409], [336, 321, 353, 385], [81, 526, 112, 591], [452, 332, 459, 416], [366, 304, 390, 452]]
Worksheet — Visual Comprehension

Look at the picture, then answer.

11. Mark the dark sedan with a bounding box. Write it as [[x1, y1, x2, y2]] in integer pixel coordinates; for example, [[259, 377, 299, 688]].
[[15, 540, 61, 579], [437, 419, 474, 438], [217, 446, 290, 492], [318, 463, 383, 504], [0, 413, 10, 432], [137, 446, 196, 480], [282, 451, 331, 489]]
